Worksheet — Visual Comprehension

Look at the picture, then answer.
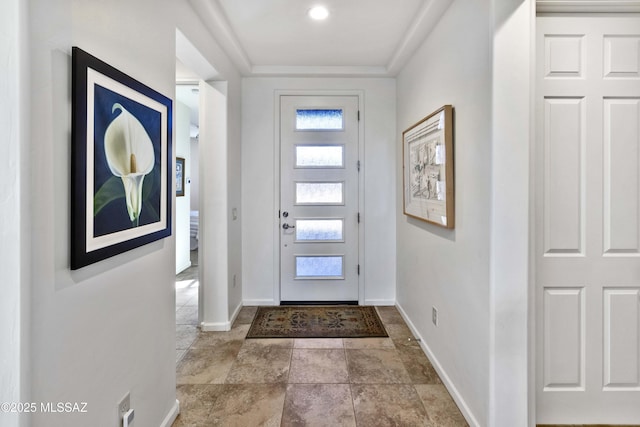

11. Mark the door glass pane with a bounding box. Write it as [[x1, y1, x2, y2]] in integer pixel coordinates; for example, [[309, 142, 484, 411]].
[[295, 145, 344, 168], [295, 256, 343, 278], [296, 109, 343, 130], [295, 219, 344, 241], [296, 182, 343, 204]]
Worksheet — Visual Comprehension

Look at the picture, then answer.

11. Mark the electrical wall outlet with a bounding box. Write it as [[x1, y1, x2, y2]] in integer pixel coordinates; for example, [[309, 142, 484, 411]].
[[123, 409, 135, 427], [118, 392, 130, 426], [432, 307, 438, 326]]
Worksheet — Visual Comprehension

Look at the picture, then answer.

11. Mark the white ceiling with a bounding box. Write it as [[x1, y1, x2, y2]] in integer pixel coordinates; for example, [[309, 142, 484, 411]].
[[188, 0, 453, 77]]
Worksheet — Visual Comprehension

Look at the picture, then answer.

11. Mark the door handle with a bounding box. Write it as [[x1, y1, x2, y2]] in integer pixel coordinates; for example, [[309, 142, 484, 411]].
[[282, 223, 296, 230]]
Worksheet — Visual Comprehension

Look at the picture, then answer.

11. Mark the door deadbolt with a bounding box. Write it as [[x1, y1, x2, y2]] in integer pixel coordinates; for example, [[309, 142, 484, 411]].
[[282, 211, 289, 218]]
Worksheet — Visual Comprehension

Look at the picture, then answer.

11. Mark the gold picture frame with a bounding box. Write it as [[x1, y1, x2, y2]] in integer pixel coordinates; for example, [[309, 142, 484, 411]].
[[402, 105, 454, 228]]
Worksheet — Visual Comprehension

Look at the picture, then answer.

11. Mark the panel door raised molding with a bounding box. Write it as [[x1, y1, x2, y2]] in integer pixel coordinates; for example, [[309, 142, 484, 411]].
[[536, 15, 640, 424]]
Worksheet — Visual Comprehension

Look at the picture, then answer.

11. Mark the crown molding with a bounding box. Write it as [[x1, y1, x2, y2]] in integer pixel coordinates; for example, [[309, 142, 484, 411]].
[[250, 65, 389, 78], [188, 0, 456, 77], [537, 0, 640, 13], [386, 0, 454, 76], [188, 0, 253, 75]]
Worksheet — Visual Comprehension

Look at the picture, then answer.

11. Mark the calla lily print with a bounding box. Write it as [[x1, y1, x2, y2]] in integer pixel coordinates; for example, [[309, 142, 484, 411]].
[[91, 83, 163, 238], [71, 47, 171, 270], [104, 103, 155, 226]]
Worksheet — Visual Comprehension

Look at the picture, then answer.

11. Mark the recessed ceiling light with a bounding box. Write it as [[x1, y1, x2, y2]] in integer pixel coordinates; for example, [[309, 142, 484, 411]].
[[308, 5, 329, 20]]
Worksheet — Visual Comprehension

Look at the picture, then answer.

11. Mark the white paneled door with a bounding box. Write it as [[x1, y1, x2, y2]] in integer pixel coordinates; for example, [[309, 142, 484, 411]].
[[536, 16, 640, 423], [280, 96, 360, 303]]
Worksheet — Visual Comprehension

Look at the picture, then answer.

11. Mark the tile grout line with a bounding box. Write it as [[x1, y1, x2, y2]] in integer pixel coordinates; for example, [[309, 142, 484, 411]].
[[344, 339, 361, 427], [279, 338, 296, 426]]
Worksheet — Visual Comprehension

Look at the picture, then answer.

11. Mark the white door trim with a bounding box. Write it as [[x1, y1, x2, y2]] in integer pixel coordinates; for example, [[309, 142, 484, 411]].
[[273, 89, 365, 305], [537, 1, 640, 13]]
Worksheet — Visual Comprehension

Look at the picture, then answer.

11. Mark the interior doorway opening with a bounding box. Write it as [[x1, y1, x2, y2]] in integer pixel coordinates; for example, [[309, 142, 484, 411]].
[[174, 65, 202, 363]]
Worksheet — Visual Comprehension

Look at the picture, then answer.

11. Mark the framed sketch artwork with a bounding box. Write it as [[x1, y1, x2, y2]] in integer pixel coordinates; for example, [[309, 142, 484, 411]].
[[71, 47, 173, 269], [402, 105, 454, 228], [176, 157, 185, 197]]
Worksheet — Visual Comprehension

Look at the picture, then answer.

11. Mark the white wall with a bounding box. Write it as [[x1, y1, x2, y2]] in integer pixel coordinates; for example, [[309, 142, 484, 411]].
[[24, 0, 242, 425], [29, 1, 177, 425], [241, 78, 396, 305], [0, 0, 29, 426], [176, 100, 192, 273], [396, 0, 492, 424], [198, 81, 230, 330], [490, 1, 532, 425], [190, 138, 200, 211], [226, 79, 243, 323]]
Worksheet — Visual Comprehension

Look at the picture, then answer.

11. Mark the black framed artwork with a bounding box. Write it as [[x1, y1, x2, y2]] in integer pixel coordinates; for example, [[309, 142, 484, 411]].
[[176, 157, 185, 197], [71, 47, 172, 269]]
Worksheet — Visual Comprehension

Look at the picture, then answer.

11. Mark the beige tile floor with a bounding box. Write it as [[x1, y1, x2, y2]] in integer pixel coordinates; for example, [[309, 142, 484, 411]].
[[174, 253, 468, 426], [176, 250, 199, 364]]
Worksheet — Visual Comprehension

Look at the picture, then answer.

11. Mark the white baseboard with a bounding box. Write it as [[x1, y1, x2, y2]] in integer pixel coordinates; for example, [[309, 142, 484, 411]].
[[395, 303, 481, 427], [200, 321, 230, 331], [364, 299, 396, 306], [159, 399, 180, 427], [230, 301, 242, 326], [200, 302, 244, 331], [242, 299, 278, 306]]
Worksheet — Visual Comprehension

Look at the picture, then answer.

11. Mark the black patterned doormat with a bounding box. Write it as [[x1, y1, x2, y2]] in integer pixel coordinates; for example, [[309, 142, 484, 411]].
[[246, 306, 388, 339]]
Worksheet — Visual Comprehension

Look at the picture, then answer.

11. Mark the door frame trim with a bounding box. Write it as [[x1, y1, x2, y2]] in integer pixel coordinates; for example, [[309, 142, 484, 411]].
[[273, 90, 365, 305], [536, 0, 640, 13]]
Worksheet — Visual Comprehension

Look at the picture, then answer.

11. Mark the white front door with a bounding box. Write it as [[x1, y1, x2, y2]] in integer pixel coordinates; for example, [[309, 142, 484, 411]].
[[536, 15, 640, 423], [279, 95, 360, 303]]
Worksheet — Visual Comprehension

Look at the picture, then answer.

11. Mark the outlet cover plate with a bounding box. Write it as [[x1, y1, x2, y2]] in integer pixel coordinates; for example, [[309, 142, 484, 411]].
[[118, 392, 130, 425]]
